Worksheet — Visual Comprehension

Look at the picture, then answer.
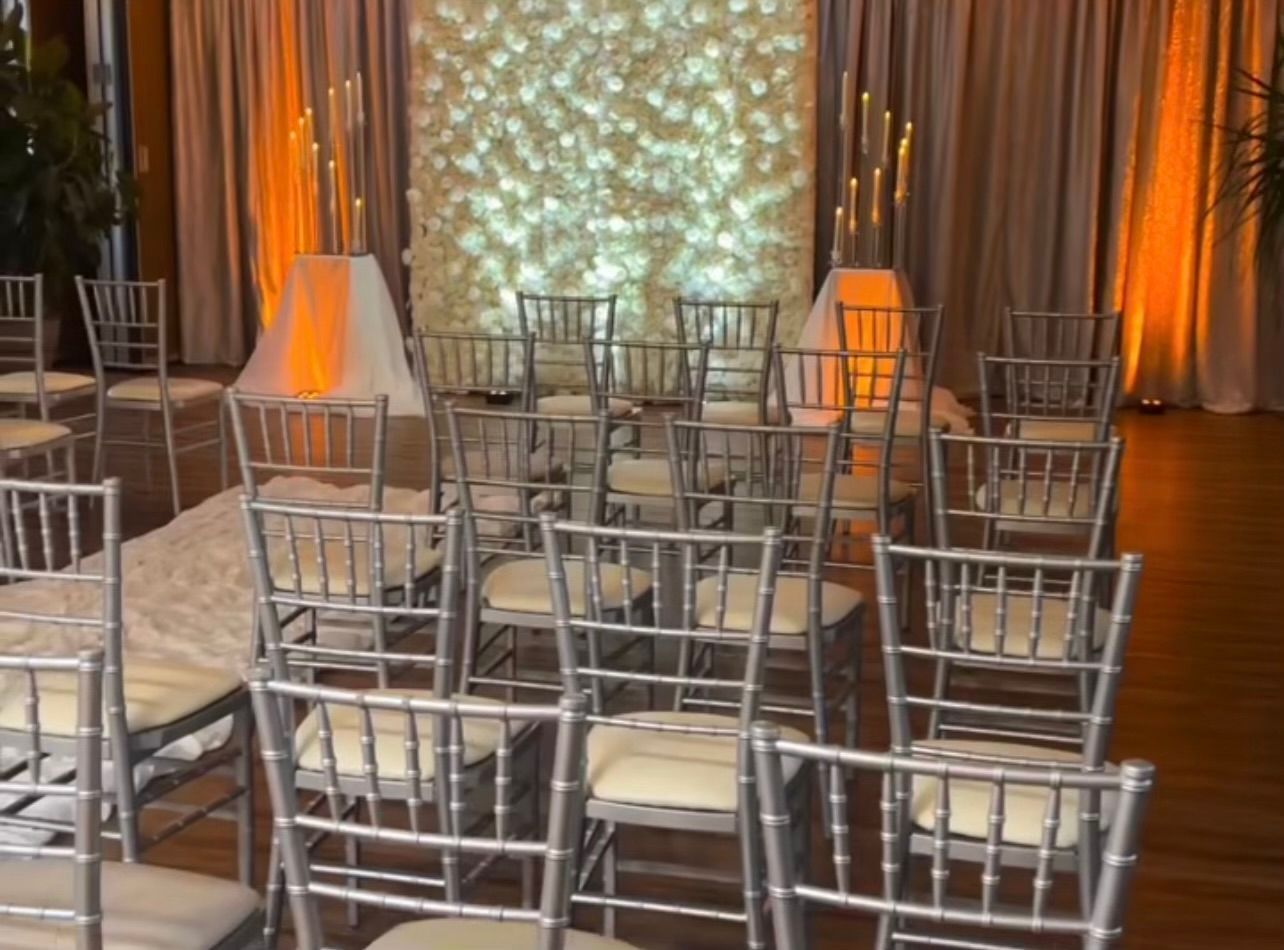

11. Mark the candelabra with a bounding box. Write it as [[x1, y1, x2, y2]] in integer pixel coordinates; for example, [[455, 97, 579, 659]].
[[287, 71, 369, 256], [829, 69, 914, 272]]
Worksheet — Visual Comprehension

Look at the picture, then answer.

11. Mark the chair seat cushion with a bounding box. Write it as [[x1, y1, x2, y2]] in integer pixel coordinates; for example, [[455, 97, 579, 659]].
[[442, 450, 564, 482], [701, 399, 781, 425], [695, 574, 862, 636], [536, 394, 634, 417], [0, 859, 259, 949], [294, 690, 506, 779], [848, 406, 954, 437], [366, 918, 642, 950], [482, 558, 651, 616], [1013, 419, 1115, 442], [0, 370, 96, 397], [0, 418, 71, 451], [269, 533, 444, 596], [107, 377, 224, 403], [953, 591, 1110, 659], [587, 711, 806, 812], [608, 458, 729, 496], [0, 660, 242, 736], [798, 472, 913, 510], [909, 739, 1118, 848], [976, 480, 1097, 521]]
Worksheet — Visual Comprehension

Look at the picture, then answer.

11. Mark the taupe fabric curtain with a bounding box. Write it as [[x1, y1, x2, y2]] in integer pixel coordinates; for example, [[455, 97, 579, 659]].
[[171, 0, 410, 365], [818, 0, 1282, 411]]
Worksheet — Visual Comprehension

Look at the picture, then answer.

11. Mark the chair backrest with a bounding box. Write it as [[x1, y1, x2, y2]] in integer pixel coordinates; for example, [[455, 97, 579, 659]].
[[0, 274, 45, 384], [518, 292, 616, 392], [538, 512, 783, 737], [673, 297, 778, 408], [753, 723, 1155, 950], [75, 277, 167, 374], [0, 650, 104, 950], [978, 353, 1120, 439], [408, 330, 535, 511], [774, 346, 909, 533], [596, 339, 710, 410], [445, 404, 608, 558], [872, 537, 1143, 762], [251, 670, 589, 950], [1004, 308, 1123, 362], [240, 496, 462, 685], [225, 390, 390, 509], [928, 429, 1124, 556]]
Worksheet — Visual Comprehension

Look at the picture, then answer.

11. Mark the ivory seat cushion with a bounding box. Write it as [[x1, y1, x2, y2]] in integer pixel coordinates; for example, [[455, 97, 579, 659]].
[[953, 591, 1110, 659], [0, 370, 96, 396], [701, 399, 781, 425], [483, 558, 651, 616], [442, 449, 564, 482], [294, 690, 506, 779], [0, 418, 71, 451], [0, 660, 242, 736], [976, 480, 1098, 521], [588, 711, 806, 812], [367, 919, 642, 950], [536, 394, 634, 417], [695, 574, 862, 636], [0, 859, 259, 949], [909, 739, 1117, 848], [798, 471, 913, 510], [106, 376, 223, 403], [268, 530, 444, 596], [608, 458, 729, 496], [848, 406, 954, 437], [1013, 419, 1115, 442]]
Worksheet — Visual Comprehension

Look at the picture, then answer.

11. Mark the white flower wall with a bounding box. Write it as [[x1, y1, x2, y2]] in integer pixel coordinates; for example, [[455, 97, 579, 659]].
[[406, 0, 816, 339]]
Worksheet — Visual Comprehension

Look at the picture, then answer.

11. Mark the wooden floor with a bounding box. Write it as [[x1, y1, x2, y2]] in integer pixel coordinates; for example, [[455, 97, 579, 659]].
[[89, 401, 1284, 948]]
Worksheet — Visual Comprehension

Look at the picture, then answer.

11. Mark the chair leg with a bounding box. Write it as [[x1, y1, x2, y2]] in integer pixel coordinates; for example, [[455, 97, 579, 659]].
[[160, 402, 181, 516], [111, 744, 141, 863], [235, 706, 256, 887], [92, 395, 107, 483], [218, 397, 229, 490], [602, 822, 618, 937], [738, 802, 767, 950], [845, 613, 864, 747], [263, 831, 284, 947]]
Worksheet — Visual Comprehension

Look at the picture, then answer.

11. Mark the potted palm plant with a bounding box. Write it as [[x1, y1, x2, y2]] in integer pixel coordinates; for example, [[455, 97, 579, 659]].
[[0, 3, 135, 363]]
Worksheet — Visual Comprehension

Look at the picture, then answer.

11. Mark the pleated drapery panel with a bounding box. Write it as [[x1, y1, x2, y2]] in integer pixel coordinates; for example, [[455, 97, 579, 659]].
[[817, 0, 1282, 411], [171, 0, 410, 365]]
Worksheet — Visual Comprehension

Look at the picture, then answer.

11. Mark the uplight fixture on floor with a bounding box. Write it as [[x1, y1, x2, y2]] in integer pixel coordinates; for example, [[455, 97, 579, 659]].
[[1139, 397, 1166, 415]]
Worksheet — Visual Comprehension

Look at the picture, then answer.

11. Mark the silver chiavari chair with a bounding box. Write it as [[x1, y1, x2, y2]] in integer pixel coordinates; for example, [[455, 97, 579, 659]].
[[517, 291, 618, 400], [1003, 308, 1123, 362], [407, 329, 540, 513], [0, 275, 95, 479], [0, 477, 254, 880], [447, 405, 641, 700], [0, 649, 263, 949], [599, 339, 710, 526], [928, 429, 1124, 558], [253, 677, 642, 950], [75, 276, 226, 517], [753, 722, 1156, 949], [673, 296, 780, 427], [241, 500, 482, 943], [979, 353, 1121, 444], [539, 513, 795, 947], [872, 537, 1145, 914], [667, 419, 866, 839]]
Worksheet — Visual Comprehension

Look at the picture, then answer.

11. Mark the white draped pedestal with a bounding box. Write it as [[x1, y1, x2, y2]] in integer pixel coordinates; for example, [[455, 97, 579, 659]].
[[793, 266, 972, 432], [236, 254, 421, 415]]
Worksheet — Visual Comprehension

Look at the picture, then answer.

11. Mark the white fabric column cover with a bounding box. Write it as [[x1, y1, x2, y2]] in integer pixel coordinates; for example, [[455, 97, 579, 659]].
[[235, 254, 421, 415]]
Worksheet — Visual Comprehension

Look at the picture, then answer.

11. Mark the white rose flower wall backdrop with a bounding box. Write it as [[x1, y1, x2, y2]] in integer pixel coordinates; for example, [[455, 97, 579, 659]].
[[405, 0, 817, 338]]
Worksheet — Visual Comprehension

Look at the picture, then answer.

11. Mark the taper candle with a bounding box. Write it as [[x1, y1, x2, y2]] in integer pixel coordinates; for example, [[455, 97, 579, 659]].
[[328, 157, 338, 253], [860, 91, 870, 155], [896, 139, 909, 203], [832, 206, 843, 261], [840, 71, 849, 129], [353, 198, 365, 255], [310, 141, 320, 251], [289, 130, 300, 253], [872, 167, 882, 227], [882, 110, 892, 166]]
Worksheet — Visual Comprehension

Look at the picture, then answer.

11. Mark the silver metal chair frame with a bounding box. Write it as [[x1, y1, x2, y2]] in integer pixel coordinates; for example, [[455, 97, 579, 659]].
[[1003, 308, 1123, 362], [539, 513, 791, 947], [76, 277, 226, 516], [0, 476, 255, 882], [253, 669, 591, 950], [407, 329, 536, 513], [978, 353, 1121, 444], [872, 536, 1144, 911], [517, 291, 617, 395], [753, 722, 1156, 949], [673, 296, 779, 416]]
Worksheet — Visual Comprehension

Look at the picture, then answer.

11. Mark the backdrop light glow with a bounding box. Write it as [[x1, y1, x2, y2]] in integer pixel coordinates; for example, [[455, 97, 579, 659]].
[[406, 0, 816, 338]]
